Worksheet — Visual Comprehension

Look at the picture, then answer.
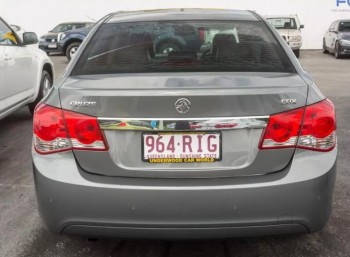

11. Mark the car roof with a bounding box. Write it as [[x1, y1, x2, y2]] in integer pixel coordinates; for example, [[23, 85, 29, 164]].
[[106, 9, 260, 23], [59, 22, 93, 25], [265, 15, 297, 19]]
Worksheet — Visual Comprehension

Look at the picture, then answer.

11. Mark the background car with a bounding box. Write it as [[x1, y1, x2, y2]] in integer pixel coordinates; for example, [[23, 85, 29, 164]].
[[58, 25, 93, 61], [323, 19, 350, 59], [38, 21, 93, 55], [265, 15, 304, 58], [0, 17, 54, 119]]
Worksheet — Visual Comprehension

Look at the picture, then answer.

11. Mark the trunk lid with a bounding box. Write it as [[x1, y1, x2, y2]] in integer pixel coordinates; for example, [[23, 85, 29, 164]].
[[59, 72, 308, 178]]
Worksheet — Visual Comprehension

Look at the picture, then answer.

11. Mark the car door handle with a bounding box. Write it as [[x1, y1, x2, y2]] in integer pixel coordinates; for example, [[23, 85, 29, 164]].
[[4, 57, 12, 61]]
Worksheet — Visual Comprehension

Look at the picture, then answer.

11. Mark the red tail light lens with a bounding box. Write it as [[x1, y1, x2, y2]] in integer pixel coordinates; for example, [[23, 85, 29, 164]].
[[63, 111, 108, 150], [260, 108, 304, 149], [298, 99, 336, 151], [260, 99, 336, 152], [34, 104, 108, 154]]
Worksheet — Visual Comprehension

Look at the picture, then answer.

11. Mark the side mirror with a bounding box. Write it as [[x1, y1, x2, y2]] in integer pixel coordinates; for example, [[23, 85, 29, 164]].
[[23, 32, 38, 45], [300, 25, 305, 29]]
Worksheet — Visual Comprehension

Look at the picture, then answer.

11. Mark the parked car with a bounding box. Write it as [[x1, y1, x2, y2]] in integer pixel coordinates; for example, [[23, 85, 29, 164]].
[[323, 19, 350, 58], [39, 22, 94, 55], [0, 17, 54, 119], [33, 9, 337, 239], [265, 15, 304, 58], [58, 26, 93, 61]]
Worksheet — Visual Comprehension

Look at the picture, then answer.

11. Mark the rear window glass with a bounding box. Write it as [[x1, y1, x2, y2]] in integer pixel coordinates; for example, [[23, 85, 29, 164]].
[[71, 21, 294, 75]]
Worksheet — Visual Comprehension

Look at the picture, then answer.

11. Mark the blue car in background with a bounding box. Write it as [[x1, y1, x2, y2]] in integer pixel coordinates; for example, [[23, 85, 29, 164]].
[[58, 25, 94, 61]]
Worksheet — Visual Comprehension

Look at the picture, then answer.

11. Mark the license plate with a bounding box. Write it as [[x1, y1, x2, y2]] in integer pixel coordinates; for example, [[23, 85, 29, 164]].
[[48, 44, 57, 48], [142, 132, 221, 163]]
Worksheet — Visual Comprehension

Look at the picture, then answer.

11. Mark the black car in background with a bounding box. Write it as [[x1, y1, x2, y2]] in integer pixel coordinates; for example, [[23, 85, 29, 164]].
[[39, 22, 94, 55], [58, 26, 93, 61], [323, 19, 350, 58]]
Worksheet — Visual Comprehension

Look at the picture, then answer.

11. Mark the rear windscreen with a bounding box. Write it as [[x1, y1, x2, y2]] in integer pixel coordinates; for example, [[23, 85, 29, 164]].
[[71, 21, 294, 75]]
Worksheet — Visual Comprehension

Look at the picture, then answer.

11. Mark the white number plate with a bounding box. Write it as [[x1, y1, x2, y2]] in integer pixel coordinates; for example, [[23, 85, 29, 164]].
[[142, 132, 221, 163], [48, 44, 57, 48]]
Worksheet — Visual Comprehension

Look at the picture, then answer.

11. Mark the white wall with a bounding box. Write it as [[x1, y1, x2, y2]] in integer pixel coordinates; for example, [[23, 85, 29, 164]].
[[2, 0, 350, 49]]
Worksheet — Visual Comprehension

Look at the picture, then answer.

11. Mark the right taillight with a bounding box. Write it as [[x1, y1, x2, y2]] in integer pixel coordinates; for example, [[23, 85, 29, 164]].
[[260, 99, 336, 152], [33, 103, 108, 154], [297, 99, 336, 151]]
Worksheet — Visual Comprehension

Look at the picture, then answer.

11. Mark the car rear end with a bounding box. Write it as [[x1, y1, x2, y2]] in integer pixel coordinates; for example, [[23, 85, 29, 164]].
[[32, 9, 337, 239]]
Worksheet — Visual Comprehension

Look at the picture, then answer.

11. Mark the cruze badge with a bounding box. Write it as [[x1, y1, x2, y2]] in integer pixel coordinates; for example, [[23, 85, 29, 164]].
[[69, 101, 96, 107], [175, 98, 191, 114]]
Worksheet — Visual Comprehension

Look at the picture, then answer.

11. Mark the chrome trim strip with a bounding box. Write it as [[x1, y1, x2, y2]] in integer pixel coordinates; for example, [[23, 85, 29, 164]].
[[98, 116, 269, 131]]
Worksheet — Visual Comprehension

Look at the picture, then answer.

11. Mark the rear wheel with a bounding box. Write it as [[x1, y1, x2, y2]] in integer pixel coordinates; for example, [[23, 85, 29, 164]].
[[293, 49, 300, 58], [66, 42, 81, 61], [322, 40, 329, 54], [28, 70, 53, 114], [334, 42, 341, 59]]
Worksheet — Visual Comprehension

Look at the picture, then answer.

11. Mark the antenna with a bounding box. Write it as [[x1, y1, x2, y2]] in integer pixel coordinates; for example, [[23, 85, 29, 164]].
[[85, 15, 96, 22]]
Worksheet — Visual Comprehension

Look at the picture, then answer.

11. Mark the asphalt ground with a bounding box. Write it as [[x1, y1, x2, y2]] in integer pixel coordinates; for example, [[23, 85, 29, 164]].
[[0, 50, 349, 257]]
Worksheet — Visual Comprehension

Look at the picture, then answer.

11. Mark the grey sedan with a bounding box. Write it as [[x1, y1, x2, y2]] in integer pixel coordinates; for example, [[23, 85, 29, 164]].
[[32, 9, 337, 239]]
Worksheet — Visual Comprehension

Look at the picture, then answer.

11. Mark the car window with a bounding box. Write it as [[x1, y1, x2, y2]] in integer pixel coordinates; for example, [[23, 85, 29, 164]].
[[0, 19, 18, 45], [339, 21, 350, 32], [72, 21, 294, 76], [74, 24, 86, 29], [52, 24, 80, 33], [266, 18, 297, 30]]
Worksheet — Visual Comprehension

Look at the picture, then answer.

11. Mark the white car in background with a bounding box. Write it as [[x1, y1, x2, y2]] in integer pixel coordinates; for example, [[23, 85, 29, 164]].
[[265, 15, 304, 58], [0, 17, 54, 119]]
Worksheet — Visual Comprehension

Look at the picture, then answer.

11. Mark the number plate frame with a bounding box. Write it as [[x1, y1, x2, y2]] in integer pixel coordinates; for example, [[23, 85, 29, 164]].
[[141, 131, 222, 163], [48, 44, 57, 48]]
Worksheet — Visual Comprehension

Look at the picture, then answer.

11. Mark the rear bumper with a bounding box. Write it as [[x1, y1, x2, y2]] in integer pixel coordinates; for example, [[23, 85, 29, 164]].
[[32, 148, 337, 239]]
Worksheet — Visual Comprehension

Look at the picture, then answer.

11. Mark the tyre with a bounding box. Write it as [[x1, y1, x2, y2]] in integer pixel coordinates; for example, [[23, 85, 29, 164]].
[[157, 42, 181, 54], [28, 70, 53, 114], [293, 49, 300, 58], [322, 40, 329, 54], [66, 42, 81, 61], [334, 42, 341, 59]]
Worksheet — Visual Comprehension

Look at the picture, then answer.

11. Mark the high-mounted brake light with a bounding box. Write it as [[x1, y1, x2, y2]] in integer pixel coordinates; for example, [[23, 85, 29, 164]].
[[33, 103, 108, 154], [260, 99, 336, 152]]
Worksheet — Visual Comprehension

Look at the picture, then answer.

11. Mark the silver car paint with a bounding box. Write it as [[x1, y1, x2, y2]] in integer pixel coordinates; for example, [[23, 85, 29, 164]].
[[33, 147, 337, 238]]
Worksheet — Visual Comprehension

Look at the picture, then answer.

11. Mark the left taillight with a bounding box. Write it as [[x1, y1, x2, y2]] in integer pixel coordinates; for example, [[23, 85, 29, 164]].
[[33, 103, 108, 154]]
